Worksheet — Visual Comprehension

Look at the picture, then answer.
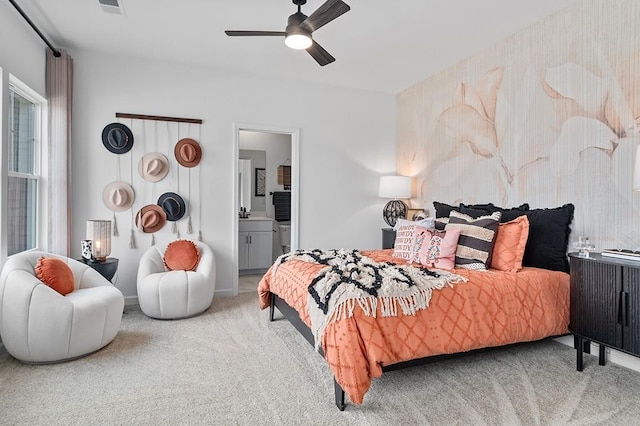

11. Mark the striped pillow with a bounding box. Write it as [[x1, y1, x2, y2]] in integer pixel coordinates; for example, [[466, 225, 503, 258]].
[[445, 210, 501, 270]]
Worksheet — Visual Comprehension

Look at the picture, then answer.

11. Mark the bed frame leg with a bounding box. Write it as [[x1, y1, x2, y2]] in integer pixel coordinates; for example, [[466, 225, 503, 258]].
[[269, 293, 275, 322], [334, 379, 345, 411]]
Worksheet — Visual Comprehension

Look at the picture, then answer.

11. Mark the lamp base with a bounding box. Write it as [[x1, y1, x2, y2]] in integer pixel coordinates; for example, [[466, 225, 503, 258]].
[[383, 199, 408, 227]]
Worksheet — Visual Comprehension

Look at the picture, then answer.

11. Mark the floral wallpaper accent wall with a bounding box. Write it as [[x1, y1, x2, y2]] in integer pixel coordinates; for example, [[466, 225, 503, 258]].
[[397, 0, 640, 250]]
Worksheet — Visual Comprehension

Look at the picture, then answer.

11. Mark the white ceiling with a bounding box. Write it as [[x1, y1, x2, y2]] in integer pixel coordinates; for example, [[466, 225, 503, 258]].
[[15, 0, 576, 94]]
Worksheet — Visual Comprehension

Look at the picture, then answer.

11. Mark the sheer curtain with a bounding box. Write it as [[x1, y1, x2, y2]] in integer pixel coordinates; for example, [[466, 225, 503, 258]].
[[46, 49, 73, 256]]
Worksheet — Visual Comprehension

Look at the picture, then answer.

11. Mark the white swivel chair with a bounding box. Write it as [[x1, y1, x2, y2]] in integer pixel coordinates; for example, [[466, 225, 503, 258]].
[[0, 251, 124, 363], [137, 241, 216, 319]]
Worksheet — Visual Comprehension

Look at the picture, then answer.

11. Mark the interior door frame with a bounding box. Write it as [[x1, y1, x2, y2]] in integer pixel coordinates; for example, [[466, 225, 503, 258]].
[[231, 123, 300, 296]]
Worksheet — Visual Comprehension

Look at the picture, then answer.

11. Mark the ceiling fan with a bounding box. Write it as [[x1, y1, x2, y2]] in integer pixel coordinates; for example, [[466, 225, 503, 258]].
[[225, 0, 351, 66]]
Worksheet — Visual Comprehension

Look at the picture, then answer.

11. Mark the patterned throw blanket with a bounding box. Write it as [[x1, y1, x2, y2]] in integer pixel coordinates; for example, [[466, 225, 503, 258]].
[[272, 249, 467, 349]]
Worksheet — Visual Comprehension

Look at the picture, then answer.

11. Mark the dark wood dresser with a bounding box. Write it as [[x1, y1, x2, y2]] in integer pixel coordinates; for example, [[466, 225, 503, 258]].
[[570, 252, 640, 370]]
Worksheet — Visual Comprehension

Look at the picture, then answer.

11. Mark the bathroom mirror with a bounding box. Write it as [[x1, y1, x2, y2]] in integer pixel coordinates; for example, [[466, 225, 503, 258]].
[[238, 159, 252, 212], [239, 149, 266, 213]]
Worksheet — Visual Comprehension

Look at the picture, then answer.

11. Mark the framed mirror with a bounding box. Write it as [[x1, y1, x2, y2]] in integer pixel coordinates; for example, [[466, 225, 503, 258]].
[[238, 158, 252, 211]]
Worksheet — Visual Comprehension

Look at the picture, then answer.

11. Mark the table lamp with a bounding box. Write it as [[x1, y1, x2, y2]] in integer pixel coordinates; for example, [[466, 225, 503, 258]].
[[86, 220, 111, 262], [378, 175, 411, 227]]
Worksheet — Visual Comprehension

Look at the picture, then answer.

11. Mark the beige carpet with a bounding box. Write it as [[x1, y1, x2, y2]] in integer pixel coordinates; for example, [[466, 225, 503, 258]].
[[2, 292, 640, 425]]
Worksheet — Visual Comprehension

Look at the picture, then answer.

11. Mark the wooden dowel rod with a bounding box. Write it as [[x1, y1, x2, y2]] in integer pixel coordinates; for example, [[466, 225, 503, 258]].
[[116, 112, 203, 124]]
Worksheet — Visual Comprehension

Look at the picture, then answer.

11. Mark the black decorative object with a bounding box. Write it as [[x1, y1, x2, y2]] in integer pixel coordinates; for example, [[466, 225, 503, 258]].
[[383, 199, 408, 228]]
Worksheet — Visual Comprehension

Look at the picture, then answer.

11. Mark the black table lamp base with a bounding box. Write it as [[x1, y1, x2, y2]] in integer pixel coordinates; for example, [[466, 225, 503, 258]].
[[383, 199, 408, 227]]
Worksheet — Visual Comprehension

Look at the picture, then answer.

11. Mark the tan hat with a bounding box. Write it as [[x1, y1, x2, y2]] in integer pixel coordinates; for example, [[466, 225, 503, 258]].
[[135, 205, 167, 233], [138, 152, 169, 182], [175, 138, 202, 168], [102, 181, 135, 212]]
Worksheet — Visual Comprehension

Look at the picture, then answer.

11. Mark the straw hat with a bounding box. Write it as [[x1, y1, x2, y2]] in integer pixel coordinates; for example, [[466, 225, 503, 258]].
[[174, 138, 202, 168], [135, 205, 167, 233], [102, 123, 134, 154], [157, 192, 186, 221], [138, 152, 169, 182], [102, 181, 135, 212]]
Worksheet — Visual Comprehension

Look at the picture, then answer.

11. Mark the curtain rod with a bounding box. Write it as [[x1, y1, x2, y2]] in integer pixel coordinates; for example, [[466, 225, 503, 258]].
[[9, 0, 61, 58]]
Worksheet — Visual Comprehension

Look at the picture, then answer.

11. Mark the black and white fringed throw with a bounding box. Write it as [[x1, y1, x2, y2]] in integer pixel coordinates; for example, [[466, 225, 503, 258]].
[[273, 249, 467, 349]]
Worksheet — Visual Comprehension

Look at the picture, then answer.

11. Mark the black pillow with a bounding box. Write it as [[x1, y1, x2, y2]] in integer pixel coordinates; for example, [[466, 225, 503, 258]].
[[459, 206, 492, 219], [433, 201, 459, 218], [517, 204, 574, 273], [459, 203, 530, 222]]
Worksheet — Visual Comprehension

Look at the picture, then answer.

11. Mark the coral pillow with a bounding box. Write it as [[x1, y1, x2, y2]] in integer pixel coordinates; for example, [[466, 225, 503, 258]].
[[163, 240, 200, 271], [414, 226, 461, 270], [490, 216, 530, 272], [35, 257, 75, 295]]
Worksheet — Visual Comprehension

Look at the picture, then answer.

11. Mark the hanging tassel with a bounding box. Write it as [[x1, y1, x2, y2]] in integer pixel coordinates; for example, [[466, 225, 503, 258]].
[[187, 215, 193, 234], [129, 229, 136, 249], [171, 222, 177, 234], [112, 212, 119, 237], [198, 230, 202, 242], [176, 229, 181, 239], [151, 233, 156, 246]]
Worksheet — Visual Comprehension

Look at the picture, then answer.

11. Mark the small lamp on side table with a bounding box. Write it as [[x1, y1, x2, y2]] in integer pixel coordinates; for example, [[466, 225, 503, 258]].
[[378, 175, 411, 228], [86, 220, 111, 262], [82, 220, 118, 282]]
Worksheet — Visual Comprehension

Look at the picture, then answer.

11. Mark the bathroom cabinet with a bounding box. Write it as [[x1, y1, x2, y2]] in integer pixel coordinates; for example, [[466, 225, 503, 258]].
[[239, 218, 273, 273]]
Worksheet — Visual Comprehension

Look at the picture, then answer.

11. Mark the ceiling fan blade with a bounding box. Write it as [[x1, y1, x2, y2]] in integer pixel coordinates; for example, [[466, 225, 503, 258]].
[[306, 40, 335, 66], [301, 0, 350, 33], [225, 30, 286, 37]]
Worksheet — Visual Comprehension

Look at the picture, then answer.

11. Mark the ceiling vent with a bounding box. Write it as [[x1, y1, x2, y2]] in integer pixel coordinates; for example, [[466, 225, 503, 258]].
[[99, 0, 125, 15]]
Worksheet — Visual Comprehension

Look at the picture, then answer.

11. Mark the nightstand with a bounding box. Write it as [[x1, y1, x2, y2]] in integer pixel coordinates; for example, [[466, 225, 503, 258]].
[[382, 228, 396, 249], [569, 252, 640, 371], [78, 257, 119, 282]]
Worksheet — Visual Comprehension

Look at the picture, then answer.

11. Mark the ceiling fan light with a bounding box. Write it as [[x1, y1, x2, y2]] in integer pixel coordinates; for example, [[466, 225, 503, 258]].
[[285, 33, 312, 50]]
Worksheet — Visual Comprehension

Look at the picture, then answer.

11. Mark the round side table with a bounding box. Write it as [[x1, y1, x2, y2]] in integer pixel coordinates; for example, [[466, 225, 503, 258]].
[[78, 257, 119, 282]]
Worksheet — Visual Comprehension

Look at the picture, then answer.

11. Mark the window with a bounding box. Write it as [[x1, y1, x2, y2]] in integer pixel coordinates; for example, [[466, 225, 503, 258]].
[[7, 81, 44, 256]]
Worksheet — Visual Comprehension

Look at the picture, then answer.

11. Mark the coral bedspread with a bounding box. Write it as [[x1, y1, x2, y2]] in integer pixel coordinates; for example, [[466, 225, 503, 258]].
[[258, 249, 569, 405]]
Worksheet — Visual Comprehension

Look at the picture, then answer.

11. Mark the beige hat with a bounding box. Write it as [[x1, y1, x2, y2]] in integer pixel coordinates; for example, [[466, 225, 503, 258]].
[[138, 152, 169, 182], [102, 181, 135, 212], [135, 205, 167, 233], [175, 138, 202, 168]]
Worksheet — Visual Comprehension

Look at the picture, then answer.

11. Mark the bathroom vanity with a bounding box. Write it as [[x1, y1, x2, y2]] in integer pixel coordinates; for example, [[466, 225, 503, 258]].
[[238, 218, 273, 274]]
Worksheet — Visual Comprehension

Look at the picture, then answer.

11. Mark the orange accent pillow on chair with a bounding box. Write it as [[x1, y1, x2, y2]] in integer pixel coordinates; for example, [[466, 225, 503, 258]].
[[35, 257, 75, 295], [163, 240, 200, 271]]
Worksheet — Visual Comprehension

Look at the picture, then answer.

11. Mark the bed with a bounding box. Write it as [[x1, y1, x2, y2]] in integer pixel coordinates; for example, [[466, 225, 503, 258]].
[[257, 203, 574, 410]]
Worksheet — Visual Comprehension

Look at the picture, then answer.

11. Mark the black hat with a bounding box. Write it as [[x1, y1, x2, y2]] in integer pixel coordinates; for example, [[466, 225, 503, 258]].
[[157, 192, 186, 221], [102, 123, 134, 154]]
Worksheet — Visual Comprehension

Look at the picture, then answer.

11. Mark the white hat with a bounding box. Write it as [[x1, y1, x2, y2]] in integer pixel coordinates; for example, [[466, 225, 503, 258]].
[[102, 181, 135, 212], [138, 152, 169, 182]]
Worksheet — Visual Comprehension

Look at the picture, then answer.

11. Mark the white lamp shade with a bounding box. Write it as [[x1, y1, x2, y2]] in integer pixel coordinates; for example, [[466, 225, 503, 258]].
[[378, 176, 411, 199], [86, 220, 111, 260], [634, 145, 640, 191]]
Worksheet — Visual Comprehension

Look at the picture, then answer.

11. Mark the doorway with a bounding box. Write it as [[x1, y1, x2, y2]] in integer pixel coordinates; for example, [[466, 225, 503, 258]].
[[232, 123, 300, 295]]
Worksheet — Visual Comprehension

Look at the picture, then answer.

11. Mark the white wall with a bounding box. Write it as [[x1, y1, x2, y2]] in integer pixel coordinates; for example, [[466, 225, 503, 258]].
[[70, 49, 396, 301], [0, 3, 46, 96]]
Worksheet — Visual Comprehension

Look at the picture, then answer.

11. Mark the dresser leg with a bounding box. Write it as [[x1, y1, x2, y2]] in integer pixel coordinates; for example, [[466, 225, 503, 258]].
[[599, 344, 606, 366], [576, 336, 584, 371]]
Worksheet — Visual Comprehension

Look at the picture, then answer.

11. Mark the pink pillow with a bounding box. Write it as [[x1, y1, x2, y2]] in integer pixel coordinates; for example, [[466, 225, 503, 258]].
[[414, 226, 461, 270]]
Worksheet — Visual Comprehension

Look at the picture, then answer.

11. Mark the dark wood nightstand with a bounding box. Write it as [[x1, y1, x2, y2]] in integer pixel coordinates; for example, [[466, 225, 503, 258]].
[[570, 252, 640, 371], [78, 257, 119, 282], [382, 228, 396, 249]]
